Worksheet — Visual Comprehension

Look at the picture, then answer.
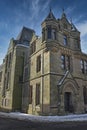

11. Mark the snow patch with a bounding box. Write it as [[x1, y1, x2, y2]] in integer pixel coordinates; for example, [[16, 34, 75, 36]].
[[0, 112, 87, 122]]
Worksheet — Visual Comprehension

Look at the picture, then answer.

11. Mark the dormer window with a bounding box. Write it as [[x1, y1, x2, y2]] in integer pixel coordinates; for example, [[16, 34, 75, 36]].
[[63, 35, 67, 45]]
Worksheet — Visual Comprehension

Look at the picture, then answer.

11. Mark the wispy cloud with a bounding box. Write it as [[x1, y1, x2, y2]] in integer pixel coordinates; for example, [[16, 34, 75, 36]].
[[30, 0, 51, 23], [66, 6, 76, 15]]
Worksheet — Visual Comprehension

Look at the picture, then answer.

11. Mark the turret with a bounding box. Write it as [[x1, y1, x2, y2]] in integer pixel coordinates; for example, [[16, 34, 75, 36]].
[[41, 9, 58, 42]]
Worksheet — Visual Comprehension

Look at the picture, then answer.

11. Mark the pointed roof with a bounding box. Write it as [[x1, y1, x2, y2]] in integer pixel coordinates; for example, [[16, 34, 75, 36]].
[[44, 9, 56, 21], [16, 27, 35, 40]]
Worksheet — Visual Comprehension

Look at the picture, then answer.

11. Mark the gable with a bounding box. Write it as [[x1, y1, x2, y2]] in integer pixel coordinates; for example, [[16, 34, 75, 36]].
[[58, 70, 79, 89]]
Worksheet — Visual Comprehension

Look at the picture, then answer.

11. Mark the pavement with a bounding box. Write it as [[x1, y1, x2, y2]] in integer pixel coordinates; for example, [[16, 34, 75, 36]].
[[0, 112, 87, 122]]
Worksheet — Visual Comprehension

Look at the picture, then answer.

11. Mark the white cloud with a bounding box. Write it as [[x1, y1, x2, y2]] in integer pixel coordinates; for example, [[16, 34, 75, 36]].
[[76, 21, 87, 37], [76, 21, 87, 53]]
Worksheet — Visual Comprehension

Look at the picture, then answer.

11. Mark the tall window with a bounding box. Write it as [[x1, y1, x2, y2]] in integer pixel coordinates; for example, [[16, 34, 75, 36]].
[[36, 83, 40, 105], [61, 54, 70, 70], [80, 60, 84, 73], [6, 72, 9, 89], [66, 56, 70, 70], [42, 28, 45, 42], [80, 59, 87, 74], [83, 86, 87, 105], [47, 26, 51, 39], [63, 35, 67, 45], [47, 26, 56, 40], [84, 61, 87, 74], [36, 55, 41, 72], [52, 29, 56, 40], [31, 41, 36, 54], [29, 85, 32, 104], [61, 55, 65, 69]]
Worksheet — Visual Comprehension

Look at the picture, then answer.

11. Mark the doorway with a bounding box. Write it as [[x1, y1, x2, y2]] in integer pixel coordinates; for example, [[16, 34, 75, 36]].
[[64, 92, 73, 112]]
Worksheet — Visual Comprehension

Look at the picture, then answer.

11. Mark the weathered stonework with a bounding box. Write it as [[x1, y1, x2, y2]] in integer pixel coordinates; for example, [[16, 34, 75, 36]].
[[0, 10, 87, 116], [28, 10, 87, 115]]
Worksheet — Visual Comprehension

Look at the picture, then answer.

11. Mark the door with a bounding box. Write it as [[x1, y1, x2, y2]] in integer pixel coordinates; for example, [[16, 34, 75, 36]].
[[64, 92, 72, 112]]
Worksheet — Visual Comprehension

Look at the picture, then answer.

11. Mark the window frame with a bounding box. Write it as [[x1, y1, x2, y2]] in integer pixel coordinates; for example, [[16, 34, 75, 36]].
[[36, 55, 41, 73], [36, 83, 40, 106], [47, 26, 51, 39], [29, 85, 32, 104], [61, 54, 65, 69], [63, 35, 67, 46], [83, 86, 87, 105], [31, 41, 36, 54], [61, 54, 71, 71]]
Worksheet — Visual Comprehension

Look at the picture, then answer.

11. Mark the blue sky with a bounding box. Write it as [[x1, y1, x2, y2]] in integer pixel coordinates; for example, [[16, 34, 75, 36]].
[[0, 0, 87, 64]]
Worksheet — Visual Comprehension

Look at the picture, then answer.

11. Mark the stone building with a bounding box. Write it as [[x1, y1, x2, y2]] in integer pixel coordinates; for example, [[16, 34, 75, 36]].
[[0, 10, 87, 115], [28, 10, 87, 115], [0, 27, 34, 112]]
